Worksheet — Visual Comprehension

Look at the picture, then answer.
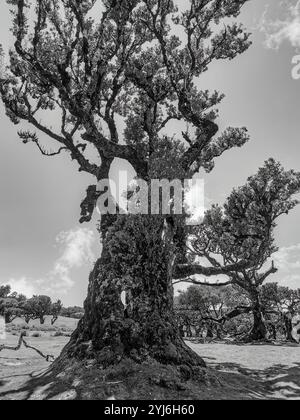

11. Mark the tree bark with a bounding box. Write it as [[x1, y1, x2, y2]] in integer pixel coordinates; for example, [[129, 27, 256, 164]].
[[268, 323, 277, 341], [283, 313, 297, 343], [246, 292, 267, 341], [65, 215, 205, 368]]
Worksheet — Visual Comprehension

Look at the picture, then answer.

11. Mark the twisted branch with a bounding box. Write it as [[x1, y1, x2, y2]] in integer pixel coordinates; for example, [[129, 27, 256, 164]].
[[0, 332, 54, 362]]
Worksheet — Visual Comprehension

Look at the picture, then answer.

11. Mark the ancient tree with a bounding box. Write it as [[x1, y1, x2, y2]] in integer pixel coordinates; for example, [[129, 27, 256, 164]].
[[1, 0, 256, 367], [183, 160, 300, 341]]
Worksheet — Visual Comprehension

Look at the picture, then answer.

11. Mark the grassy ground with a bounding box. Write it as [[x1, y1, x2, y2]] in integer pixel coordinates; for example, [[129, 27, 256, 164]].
[[5, 316, 78, 337], [1, 318, 300, 400], [0, 316, 76, 400]]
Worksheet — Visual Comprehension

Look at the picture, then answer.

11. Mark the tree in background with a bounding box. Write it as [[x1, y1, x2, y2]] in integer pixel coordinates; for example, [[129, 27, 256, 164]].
[[182, 160, 300, 341], [50, 300, 63, 325], [0, 285, 11, 298], [61, 306, 84, 319], [0, 285, 26, 323], [176, 284, 250, 339], [0, 297, 23, 324], [22, 295, 52, 324], [261, 283, 300, 342], [1, 284, 63, 325], [0, 0, 256, 371]]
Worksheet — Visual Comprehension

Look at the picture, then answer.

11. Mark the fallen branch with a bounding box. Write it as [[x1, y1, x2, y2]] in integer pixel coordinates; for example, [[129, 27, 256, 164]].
[[0, 332, 23, 351], [0, 332, 54, 362]]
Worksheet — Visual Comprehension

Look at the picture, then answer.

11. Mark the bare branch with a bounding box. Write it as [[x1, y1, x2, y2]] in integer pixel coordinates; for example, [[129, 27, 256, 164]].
[[0, 332, 54, 362], [173, 277, 232, 287], [173, 260, 253, 280]]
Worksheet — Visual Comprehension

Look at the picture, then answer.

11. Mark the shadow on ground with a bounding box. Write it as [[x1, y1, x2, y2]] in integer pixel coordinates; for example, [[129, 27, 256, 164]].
[[1, 342, 300, 400], [1, 359, 300, 400]]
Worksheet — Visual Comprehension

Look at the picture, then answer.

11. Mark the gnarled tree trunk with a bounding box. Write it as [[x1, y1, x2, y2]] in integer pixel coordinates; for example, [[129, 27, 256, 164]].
[[65, 215, 205, 368], [247, 291, 267, 341]]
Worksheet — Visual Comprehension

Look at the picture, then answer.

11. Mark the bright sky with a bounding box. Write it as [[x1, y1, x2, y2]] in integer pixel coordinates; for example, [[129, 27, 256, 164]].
[[0, 0, 300, 306]]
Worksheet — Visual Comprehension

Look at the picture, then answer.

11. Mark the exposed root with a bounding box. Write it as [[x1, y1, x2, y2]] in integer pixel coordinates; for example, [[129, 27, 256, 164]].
[[0, 332, 54, 362]]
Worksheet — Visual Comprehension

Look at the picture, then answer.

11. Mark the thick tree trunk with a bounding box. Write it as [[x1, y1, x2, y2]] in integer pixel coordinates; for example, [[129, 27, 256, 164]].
[[247, 292, 267, 341], [268, 323, 277, 341], [65, 215, 205, 368], [216, 325, 222, 340]]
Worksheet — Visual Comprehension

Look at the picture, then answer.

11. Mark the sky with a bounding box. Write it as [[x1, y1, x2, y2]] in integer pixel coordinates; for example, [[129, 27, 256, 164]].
[[1, 0, 300, 306]]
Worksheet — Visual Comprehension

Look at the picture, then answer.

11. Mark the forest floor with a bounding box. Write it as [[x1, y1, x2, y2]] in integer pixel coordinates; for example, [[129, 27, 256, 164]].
[[0, 318, 300, 400]]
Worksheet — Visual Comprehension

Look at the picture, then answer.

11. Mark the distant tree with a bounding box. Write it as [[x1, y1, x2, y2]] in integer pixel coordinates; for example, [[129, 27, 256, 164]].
[[180, 160, 300, 341], [176, 284, 249, 338], [261, 283, 300, 342], [0, 285, 26, 323], [22, 295, 52, 324], [50, 300, 63, 325], [0, 297, 24, 324], [0, 285, 11, 298], [61, 306, 84, 319]]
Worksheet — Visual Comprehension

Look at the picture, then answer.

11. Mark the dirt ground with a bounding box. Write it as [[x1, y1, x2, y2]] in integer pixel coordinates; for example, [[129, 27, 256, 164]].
[[189, 341, 300, 400], [1, 318, 300, 400]]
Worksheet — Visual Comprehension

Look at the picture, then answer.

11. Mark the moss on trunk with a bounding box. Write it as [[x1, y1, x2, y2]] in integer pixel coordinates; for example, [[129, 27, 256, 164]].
[[64, 215, 205, 368]]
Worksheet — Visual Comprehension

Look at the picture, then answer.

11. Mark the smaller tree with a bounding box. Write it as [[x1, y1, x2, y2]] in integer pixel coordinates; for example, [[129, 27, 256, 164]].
[[0, 298, 24, 324], [50, 300, 63, 325], [183, 159, 300, 341], [0, 285, 11, 298], [176, 284, 250, 339], [262, 283, 300, 342], [0, 285, 26, 324], [22, 296, 52, 325], [61, 306, 84, 319], [177, 286, 214, 338]]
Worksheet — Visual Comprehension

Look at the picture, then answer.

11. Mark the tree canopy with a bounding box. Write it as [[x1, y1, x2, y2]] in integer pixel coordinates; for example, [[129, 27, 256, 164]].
[[1, 0, 251, 222], [176, 159, 300, 286]]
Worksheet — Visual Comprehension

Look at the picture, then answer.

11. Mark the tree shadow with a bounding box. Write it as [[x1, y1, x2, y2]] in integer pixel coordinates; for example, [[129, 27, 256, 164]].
[[0, 381, 8, 387], [211, 361, 300, 399], [233, 341, 300, 348], [1, 353, 300, 400], [0, 365, 80, 400]]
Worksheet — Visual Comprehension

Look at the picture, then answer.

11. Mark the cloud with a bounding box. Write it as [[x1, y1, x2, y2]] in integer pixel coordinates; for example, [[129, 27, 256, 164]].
[[259, 1, 300, 50], [0, 227, 95, 298], [273, 243, 300, 288], [185, 177, 206, 225], [274, 243, 300, 271], [7, 277, 37, 298]]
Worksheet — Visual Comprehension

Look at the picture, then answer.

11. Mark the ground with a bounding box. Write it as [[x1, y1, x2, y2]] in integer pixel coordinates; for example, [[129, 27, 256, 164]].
[[0, 317, 300, 400]]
